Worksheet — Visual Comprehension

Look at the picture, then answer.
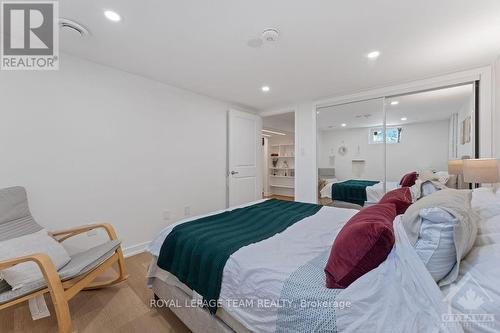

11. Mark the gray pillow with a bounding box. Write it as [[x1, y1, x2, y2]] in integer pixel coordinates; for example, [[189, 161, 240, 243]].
[[415, 208, 457, 283], [402, 189, 478, 286], [0, 229, 71, 290]]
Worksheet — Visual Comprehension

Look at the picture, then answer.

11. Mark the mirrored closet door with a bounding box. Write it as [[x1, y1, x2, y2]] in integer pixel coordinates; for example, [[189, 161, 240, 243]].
[[317, 98, 385, 207], [385, 84, 475, 190], [317, 83, 477, 207]]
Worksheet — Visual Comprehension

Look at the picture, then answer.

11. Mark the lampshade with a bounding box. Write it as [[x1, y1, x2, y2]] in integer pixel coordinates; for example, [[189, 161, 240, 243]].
[[463, 158, 499, 183], [448, 159, 464, 175]]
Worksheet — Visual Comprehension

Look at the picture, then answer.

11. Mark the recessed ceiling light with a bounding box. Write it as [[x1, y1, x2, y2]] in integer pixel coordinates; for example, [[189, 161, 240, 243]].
[[104, 10, 121, 22], [262, 134, 271, 137], [261, 86, 270, 93], [401, 117, 407, 121], [366, 50, 380, 59], [262, 129, 286, 136], [341, 123, 347, 127], [391, 101, 399, 105]]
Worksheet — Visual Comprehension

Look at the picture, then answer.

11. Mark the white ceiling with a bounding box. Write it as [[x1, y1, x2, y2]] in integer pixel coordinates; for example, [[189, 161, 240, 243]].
[[263, 112, 295, 133], [59, 1, 500, 111], [318, 84, 473, 130]]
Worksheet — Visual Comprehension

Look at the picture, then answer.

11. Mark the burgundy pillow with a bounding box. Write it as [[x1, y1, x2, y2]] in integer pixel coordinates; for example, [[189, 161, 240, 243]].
[[400, 172, 418, 187], [379, 187, 413, 215], [325, 203, 396, 289]]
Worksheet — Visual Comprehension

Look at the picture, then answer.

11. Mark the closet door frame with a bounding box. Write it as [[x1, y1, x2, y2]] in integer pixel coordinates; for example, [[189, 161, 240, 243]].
[[314, 66, 492, 203]]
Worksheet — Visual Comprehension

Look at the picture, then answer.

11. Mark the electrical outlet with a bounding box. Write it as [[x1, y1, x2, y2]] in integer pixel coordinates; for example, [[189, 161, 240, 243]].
[[87, 229, 97, 237], [163, 210, 171, 221], [184, 206, 191, 217]]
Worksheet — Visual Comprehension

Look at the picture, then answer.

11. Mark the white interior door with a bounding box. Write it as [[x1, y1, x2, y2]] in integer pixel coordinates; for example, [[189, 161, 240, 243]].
[[228, 109, 262, 207]]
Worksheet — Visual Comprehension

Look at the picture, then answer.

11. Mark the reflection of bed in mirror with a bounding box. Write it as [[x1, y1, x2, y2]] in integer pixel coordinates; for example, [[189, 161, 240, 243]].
[[319, 179, 399, 204], [318, 167, 400, 207], [317, 84, 476, 207]]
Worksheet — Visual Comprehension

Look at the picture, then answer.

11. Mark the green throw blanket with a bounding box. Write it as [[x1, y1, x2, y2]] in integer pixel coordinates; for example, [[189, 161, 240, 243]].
[[156, 199, 322, 314], [331, 180, 380, 206]]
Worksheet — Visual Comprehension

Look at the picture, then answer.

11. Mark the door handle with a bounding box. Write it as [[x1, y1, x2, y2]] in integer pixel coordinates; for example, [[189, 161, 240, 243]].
[[230, 171, 239, 175]]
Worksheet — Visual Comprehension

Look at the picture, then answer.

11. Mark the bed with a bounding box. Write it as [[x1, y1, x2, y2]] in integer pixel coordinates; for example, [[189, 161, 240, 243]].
[[317, 168, 399, 207], [146, 189, 500, 333], [319, 179, 400, 205]]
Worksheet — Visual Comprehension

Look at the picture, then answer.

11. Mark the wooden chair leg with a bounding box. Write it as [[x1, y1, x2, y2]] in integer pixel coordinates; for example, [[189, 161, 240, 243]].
[[115, 247, 128, 281], [51, 294, 73, 333], [32, 254, 74, 333]]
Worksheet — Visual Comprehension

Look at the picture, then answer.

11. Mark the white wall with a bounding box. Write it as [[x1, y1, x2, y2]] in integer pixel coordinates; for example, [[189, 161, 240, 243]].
[[318, 127, 384, 181], [318, 120, 450, 182], [0, 53, 234, 255], [268, 131, 294, 146], [294, 102, 317, 203], [386, 121, 449, 179]]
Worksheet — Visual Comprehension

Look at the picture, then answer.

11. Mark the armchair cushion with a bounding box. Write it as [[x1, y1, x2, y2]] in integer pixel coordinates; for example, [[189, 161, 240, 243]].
[[0, 239, 121, 304], [0, 187, 42, 241], [59, 239, 121, 280], [0, 229, 71, 290], [0, 278, 47, 305]]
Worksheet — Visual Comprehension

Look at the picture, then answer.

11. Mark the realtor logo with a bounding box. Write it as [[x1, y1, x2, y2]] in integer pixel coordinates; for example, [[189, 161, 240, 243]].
[[442, 273, 495, 330], [1, 1, 59, 70]]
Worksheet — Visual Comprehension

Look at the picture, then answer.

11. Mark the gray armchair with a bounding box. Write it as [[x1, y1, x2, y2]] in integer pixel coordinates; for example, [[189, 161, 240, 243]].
[[0, 186, 128, 333]]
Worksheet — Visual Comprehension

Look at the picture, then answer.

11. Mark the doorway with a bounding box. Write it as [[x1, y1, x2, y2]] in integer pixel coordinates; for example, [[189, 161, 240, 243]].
[[261, 112, 295, 201]]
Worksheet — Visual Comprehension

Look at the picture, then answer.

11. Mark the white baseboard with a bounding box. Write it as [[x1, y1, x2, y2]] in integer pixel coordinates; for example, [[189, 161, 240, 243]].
[[123, 241, 150, 258]]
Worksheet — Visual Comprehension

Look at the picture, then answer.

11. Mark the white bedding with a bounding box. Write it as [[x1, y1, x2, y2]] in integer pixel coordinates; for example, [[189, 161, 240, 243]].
[[366, 181, 400, 202], [440, 194, 500, 333], [147, 199, 471, 333], [148, 202, 357, 332], [319, 179, 400, 203]]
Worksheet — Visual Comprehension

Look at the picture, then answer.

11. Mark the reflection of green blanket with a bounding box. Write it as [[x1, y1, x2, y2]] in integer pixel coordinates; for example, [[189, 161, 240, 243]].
[[156, 199, 322, 314], [332, 180, 379, 206]]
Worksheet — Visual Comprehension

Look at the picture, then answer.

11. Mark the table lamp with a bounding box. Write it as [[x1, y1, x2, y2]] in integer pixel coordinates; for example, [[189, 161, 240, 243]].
[[462, 158, 499, 188], [448, 159, 464, 189]]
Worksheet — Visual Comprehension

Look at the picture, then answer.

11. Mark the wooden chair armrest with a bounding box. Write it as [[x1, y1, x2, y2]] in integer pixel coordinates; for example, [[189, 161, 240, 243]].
[[0, 254, 73, 333], [51, 223, 118, 243], [0, 253, 62, 288]]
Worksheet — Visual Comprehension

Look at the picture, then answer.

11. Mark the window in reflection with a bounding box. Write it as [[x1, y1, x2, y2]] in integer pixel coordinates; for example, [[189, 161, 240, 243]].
[[386, 84, 475, 190]]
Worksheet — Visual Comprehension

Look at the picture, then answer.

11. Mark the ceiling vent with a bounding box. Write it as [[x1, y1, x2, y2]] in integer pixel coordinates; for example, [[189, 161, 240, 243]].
[[59, 18, 90, 38]]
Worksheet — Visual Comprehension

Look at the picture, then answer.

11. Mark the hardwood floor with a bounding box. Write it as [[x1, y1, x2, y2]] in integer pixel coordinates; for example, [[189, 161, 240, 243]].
[[263, 194, 294, 201], [0, 252, 191, 333]]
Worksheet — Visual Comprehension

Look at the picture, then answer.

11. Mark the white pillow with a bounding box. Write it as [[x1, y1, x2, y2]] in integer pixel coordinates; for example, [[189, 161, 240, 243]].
[[0, 229, 70, 290], [421, 182, 439, 197], [415, 208, 458, 282], [434, 171, 450, 184], [472, 187, 497, 207], [472, 187, 500, 219]]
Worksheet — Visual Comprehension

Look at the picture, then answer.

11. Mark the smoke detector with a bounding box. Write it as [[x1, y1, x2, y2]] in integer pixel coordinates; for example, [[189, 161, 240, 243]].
[[59, 18, 90, 38], [261, 28, 279, 42]]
